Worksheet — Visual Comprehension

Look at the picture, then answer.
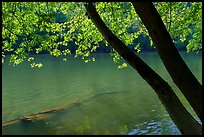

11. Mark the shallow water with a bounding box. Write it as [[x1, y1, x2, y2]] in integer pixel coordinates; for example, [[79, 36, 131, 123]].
[[2, 52, 202, 135]]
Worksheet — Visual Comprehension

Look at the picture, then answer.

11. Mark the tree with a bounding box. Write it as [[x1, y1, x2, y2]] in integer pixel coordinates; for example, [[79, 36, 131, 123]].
[[84, 2, 201, 135], [132, 2, 202, 123], [2, 2, 202, 135]]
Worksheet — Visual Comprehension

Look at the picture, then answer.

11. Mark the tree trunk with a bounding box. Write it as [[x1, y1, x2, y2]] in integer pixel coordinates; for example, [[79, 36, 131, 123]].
[[84, 3, 201, 135], [132, 2, 202, 122]]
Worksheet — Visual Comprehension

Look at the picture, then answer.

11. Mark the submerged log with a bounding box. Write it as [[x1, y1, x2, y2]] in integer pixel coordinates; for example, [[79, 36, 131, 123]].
[[2, 119, 20, 127], [2, 100, 81, 127], [20, 114, 50, 122], [2, 91, 125, 128]]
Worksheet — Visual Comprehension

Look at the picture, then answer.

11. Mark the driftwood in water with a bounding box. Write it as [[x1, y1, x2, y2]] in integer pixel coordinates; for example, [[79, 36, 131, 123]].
[[2, 91, 126, 128], [2, 100, 81, 127]]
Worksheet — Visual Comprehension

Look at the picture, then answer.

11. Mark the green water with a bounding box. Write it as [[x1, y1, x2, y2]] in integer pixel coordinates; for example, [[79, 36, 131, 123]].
[[2, 52, 202, 135]]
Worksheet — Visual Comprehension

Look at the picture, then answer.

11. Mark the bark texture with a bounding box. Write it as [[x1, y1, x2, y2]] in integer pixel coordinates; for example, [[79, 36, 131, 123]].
[[84, 3, 202, 135], [132, 2, 202, 122]]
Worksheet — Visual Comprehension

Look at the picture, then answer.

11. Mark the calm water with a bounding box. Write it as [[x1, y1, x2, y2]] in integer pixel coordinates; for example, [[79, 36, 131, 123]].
[[2, 52, 202, 135]]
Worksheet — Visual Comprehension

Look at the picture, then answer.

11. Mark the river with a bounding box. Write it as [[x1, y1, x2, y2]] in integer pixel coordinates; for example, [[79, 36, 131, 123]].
[[2, 51, 202, 135]]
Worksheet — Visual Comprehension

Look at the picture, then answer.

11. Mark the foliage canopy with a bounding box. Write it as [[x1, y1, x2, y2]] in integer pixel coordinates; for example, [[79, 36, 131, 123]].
[[2, 2, 202, 67]]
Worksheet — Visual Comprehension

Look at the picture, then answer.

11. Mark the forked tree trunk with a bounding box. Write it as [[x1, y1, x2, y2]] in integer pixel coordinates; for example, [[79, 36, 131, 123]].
[[84, 3, 201, 135], [132, 2, 202, 122]]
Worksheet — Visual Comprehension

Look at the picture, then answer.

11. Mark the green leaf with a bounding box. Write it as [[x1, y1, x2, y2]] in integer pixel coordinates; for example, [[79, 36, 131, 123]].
[[118, 63, 128, 69], [134, 43, 141, 53], [63, 58, 67, 62], [28, 57, 34, 62]]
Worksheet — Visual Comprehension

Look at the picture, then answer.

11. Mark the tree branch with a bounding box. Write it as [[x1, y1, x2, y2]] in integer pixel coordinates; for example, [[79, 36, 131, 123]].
[[84, 2, 201, 135], [132, 2, 202, 122]]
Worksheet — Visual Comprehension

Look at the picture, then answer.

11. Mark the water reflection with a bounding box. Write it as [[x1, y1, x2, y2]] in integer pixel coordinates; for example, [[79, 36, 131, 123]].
[[127, 114, 181, 135], [2, 52, 201, 135]]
